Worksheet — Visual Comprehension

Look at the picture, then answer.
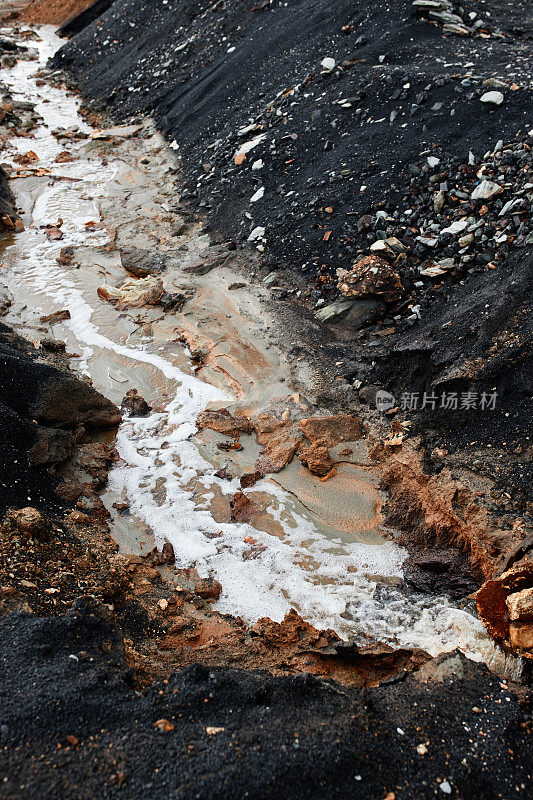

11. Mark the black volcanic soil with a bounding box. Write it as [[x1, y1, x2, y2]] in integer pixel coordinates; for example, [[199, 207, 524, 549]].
[[1, 599, 532, 800]]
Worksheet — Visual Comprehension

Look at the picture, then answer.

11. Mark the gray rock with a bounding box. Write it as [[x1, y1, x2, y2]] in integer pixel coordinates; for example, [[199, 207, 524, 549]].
[[0, 283, 11, 317], [120, 247, 167, 277], [480, 91, 504, 106], [315, 298, 381, 329]]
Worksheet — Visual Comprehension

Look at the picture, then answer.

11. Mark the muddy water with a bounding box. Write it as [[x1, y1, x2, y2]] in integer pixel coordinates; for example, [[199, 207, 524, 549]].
[[0, 26, 516, 672]]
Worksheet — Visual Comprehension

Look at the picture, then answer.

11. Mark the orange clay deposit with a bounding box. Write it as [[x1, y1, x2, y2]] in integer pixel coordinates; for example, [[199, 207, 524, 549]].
[[17, 0, 93, 25]]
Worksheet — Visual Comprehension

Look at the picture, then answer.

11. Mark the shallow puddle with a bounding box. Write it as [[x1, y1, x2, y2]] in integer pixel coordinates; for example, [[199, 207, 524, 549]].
[[0, 25, 518, 673]]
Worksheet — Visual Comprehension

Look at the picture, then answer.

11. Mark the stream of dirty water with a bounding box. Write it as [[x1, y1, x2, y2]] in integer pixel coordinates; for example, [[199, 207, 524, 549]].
[[0, 26, 520, 675]]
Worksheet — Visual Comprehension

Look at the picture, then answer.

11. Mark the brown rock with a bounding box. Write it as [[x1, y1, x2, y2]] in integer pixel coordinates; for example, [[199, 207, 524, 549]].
[[509, 623, 533, 651], [476, 563, 533, 657], [194, 577, 222, 601], [162, 542, 175, 565], [298, 439, 334, 477], [121, 388, 152, 418], [40, 337, 67, 352], [197, 408, 252, 436], [57, 247, 74, 266], [55, 150, 75, 163], [32, 373, 121, 429], [45, 227, 64, 241], [154, 719, 174, 732], [337, 255, 404, 303], [28, 427, 75, 466], [506, 587, 533, 622], [240, 470, 263, 489], [13, 150, 39, 165], [253, 413, 303, 473], [229, 490, 256, 523], [299, 414, 362, 447], [6, 507, 47, 537], [40, 309, 71, 324], [252, 608, 341, 652]]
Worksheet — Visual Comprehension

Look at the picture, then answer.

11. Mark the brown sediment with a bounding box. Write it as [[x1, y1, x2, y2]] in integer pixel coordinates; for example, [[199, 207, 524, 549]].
[[298, 414, 362, 446], [373, 441, 524, 579], [16, 0, 94, 25]]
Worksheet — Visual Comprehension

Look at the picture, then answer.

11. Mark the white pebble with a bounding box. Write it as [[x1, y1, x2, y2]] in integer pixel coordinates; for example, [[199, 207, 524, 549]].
[[321, 57, 336, 72], [480, 91, 504, 105]]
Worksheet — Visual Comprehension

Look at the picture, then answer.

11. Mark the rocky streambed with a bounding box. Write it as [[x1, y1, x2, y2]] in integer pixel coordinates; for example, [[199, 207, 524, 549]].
[[0, 23, 512, 662], [0, 16, 531, 800]]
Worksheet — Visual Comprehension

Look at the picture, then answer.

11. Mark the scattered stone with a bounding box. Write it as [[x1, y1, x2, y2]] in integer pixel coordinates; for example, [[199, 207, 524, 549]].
[[248, 226, 265, 242], [229, 490, 256, 522], [240, 470, 263, 489], [121, 388, 152, 417], [97, 276, 164, 308], [40, 309, 71, 324], [320, 57, 335, 72], [120, 247, 167, 277], [480, 91, 504, 106], [471, 180, 502, 200], [337, 255, 404, 303], [440, 218, 468, 235], [315, 298, 381, 328], [506, 587, 533, 621], [194, 577, 222, 601], [298, 439, 334, 477], [183, 252, 230, 275]]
